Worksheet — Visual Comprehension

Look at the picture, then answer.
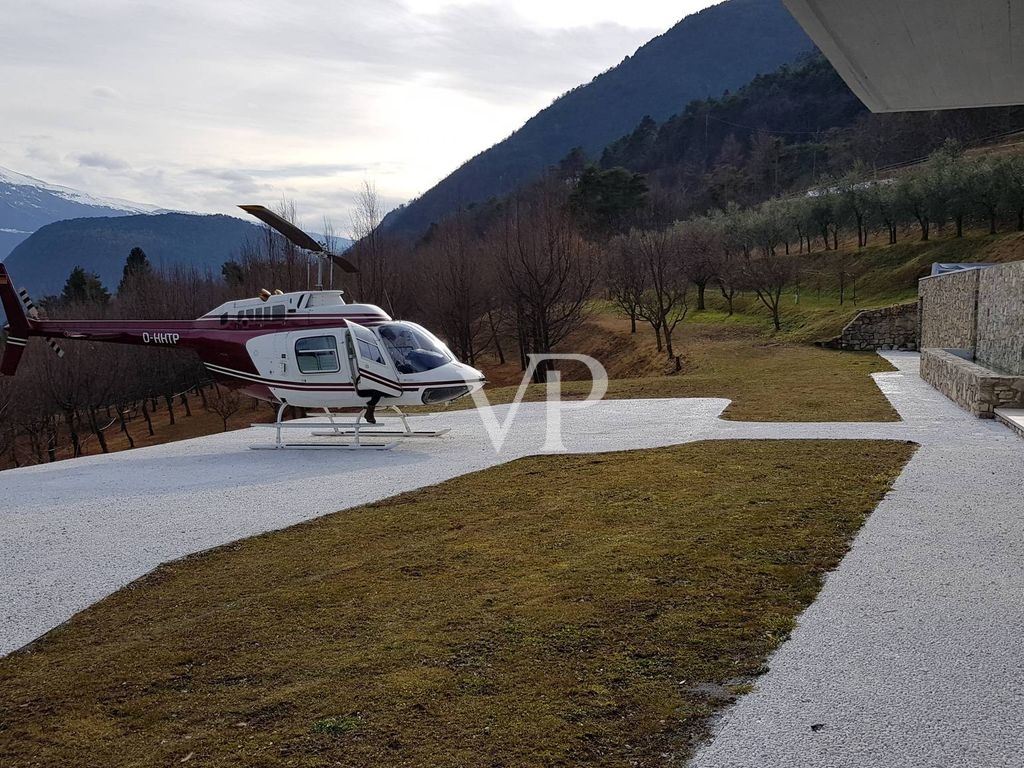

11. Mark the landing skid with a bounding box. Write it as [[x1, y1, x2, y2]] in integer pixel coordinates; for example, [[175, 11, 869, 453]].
[[249, 404, 449, 450]]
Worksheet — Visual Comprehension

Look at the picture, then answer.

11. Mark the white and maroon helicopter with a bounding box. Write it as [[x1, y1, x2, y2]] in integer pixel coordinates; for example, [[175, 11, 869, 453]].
[[0, 205, 486, 448]]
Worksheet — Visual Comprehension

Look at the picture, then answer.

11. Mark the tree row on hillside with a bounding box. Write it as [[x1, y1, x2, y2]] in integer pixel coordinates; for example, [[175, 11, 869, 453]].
[[597, 52, 1024, 224]]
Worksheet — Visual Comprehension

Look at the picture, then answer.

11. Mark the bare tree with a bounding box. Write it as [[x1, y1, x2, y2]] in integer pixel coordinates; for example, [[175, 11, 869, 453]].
[[675, 216, 720, 311], [741, 208, 799, 331], [497, 180, 597, 381], [705, 210, 744, 316], [0, 368, 16, 464], [418, 213, 493, 365], [349, 180, 385, 304], [207, 383, 244, 432], [867, 180, 900, 245], [632, 227, 690, 360], [321, 215, 343, 290], [606, 235, 647, 333]]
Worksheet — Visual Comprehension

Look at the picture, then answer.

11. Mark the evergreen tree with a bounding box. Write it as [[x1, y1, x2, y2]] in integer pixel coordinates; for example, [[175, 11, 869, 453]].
[[570, 165, 648, 235], [60, 266, 110, 306], [118, 246, 152, 293], [221, 260, 245, 287]]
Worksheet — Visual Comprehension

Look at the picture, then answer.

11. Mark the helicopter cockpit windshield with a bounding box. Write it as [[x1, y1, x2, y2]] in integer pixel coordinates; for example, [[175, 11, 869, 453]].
[[378, 322, 452, 374]]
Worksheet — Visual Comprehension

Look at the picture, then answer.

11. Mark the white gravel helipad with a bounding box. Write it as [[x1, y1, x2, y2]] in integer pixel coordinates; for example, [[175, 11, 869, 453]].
[[1, 352, 1021, 767]]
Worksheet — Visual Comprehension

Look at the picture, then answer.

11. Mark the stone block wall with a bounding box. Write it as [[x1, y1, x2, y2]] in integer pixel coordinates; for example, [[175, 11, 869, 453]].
[[920, 348, 1024, 418], [976, 262, 1024, 375], [919, 268, 980, 350], [824, 302, 919, 351]]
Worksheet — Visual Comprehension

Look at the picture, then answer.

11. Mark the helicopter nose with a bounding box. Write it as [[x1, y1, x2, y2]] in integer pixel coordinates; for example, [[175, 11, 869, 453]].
[[454, 361, 486, 386]]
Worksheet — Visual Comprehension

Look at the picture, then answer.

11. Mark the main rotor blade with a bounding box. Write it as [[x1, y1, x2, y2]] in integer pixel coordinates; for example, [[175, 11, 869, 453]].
[[239, 204, 323, 253], [326, 252, 359, 274]]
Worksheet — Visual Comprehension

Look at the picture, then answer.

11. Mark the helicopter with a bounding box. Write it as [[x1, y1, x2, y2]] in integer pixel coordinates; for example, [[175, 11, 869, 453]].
[[0, 205, 486, 448]]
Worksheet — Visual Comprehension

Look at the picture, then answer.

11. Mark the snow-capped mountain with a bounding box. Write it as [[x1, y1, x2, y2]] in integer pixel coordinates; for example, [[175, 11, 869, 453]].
[[0, 166, 165, 258]]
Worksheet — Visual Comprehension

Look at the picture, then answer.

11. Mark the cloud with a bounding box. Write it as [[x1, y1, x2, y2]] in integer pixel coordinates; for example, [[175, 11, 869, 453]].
[[25, 145, 60, 164], [76, 152, 131, 171], [242, 163, 375, 179], [90, 85, 122, 100], [0, 0, 701, 227]]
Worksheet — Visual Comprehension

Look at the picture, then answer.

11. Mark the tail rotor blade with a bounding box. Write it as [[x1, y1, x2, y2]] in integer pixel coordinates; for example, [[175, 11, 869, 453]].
[[16, 288, 64, 358], [46, 338, 65, 358], [17, 288, 40, 320]]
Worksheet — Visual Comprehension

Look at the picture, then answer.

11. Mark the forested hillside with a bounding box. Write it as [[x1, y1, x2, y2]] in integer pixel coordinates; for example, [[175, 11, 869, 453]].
[[381, 0, 812, 237], [601, 52, 1024, 218]]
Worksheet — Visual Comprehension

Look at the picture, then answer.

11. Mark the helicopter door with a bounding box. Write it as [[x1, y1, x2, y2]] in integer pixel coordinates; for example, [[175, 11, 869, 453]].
[[344, 321, 403, 398]]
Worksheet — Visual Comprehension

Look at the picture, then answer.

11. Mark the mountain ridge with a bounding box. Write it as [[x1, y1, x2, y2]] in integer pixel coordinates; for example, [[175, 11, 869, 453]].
[[0, 165, 165, 258], [382, 0, 813, 237]]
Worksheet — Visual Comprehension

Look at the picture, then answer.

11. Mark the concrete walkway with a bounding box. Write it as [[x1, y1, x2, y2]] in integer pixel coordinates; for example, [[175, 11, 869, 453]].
[[0, 353, 1020, 766], [691, 353, 1024, 768]]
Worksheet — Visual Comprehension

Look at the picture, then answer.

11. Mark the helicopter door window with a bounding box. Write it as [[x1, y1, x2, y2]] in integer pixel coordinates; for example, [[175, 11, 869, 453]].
[[272, 304, 285, 319], [350, 325, 389, 368], [357, 338, 386, 365], [295, 335, 340, 374]]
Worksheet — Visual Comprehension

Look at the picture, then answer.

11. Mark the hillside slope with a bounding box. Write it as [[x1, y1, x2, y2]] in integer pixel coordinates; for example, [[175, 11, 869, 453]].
[[4, 213, 261, 297], [382, 0, 812, 237]]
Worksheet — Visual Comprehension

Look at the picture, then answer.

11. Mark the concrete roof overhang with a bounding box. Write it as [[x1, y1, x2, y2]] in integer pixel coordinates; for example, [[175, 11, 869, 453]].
[[783, 0, 1024, 112]]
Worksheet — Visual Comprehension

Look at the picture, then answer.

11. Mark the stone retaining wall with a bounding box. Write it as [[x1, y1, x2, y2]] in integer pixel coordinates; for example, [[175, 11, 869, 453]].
[[920, 348, 1024, 418], [822, 302, 919, 351]]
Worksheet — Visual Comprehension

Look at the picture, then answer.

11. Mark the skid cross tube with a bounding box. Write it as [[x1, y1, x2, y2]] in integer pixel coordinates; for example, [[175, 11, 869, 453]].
[[249, 405, 448, 449]]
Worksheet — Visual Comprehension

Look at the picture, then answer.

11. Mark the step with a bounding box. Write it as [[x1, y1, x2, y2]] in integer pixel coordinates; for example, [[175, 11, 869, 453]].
[[994, 408, 1024, 439]]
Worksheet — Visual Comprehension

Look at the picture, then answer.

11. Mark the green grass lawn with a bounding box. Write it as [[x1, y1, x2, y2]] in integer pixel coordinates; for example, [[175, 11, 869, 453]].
[[0, 439, 915, 768], [456, 324, 900, 423]]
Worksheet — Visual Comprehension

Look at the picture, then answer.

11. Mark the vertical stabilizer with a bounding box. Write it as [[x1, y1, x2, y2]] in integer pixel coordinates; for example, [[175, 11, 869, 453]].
[[0, 264, 34, 375]]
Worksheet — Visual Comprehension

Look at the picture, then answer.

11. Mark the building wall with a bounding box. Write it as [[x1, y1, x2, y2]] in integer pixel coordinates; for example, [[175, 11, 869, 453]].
[[918, 268, 980, 351], [976, 262, 1024, 375]]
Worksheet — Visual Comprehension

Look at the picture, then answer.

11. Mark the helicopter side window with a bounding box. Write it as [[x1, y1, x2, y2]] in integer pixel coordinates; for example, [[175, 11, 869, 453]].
[[272, 304, 285, 319], [295, 335, 340, 374]]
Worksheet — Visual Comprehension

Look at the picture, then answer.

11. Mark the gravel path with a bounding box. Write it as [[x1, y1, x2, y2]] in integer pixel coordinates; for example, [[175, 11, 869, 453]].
[[1, 352, 1020, 767], [690, 352, 1024, 768]]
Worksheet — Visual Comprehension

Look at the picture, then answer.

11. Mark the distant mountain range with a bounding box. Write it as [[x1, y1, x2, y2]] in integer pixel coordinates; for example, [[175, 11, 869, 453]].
[[0, 166, 166, 258], [4, 213, 263, 299], [0, 167, 355, 303], [382, 0, 813, 237]]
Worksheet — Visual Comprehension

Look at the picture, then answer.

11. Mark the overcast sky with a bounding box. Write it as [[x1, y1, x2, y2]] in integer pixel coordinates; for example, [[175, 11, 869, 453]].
[[1, 1, 717, 232]]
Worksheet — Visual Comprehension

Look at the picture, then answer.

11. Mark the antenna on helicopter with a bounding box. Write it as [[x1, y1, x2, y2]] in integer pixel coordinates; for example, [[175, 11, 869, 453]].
[[239, 205, 359, 291]]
